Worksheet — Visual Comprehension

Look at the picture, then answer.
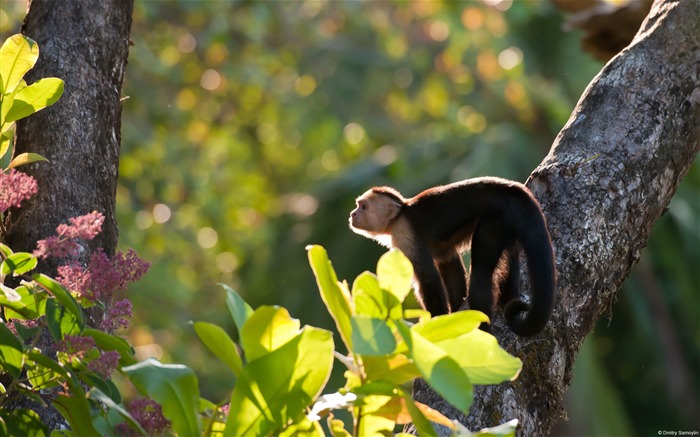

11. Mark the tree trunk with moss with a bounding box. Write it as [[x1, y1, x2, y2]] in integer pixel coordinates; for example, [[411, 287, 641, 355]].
[[2, 0, 133, 430], [412, 0, 700, 435]]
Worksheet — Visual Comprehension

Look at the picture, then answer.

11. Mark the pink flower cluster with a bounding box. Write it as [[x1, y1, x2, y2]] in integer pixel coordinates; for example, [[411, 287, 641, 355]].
[[34, 211, 105, 259], [0, 169, 38, 214], [57, 248, 150, 303], [87, 350, 120, 379], [116, 398, 171, 436], [57, 335, 96, 359]]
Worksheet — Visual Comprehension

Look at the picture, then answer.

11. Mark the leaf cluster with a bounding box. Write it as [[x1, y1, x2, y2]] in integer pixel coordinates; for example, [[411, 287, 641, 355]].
[[0, 34, 63, 171]]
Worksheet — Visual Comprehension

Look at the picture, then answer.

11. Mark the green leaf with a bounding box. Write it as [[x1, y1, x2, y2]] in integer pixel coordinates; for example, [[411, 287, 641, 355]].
[[27, 358, 62, 390], [5, 77, 64, 123], [412, 310, 489, 343], [240, 305, 300, 362], [0, 322, 24, 378], [0, 243, 13, 257], [362, 354, 419, 385], [83, 328, 137, 367], [26, 350, 69, 379], [0, 285, 47, 320], [45, 298, 82, 341], [221, 283, 253, 336], [399, 396, 438, 437], [52, 394, 100, 437], [33, 274, 84, 329], [122, 358, 202, 437], [89, 388, 148, 436], [7, 152, 49, 169], [225, 326, 334, 437], [470, 418, 519, 436], [193, 321, 243, 376], [79, 371, 121, 404], [0, 34, 38, 95], [433, 329, 522, 385], [350, 315, 396, 356], [0, 409, 49, 437], [307, 245, 353, 351], [377, 249, 414, 304], [353, 272, 393, 318], [398, 321, 474, 413], [0, 131, 13, 168], [1, 252, 38, 276]]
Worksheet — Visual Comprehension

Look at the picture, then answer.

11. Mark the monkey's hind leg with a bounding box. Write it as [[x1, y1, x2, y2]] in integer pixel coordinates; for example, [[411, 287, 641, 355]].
[[437, 251, 468, 313]]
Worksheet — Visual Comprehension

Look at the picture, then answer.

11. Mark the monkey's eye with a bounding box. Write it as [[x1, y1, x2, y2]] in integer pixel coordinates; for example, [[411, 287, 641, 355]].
[[360, 204, 367, 210]]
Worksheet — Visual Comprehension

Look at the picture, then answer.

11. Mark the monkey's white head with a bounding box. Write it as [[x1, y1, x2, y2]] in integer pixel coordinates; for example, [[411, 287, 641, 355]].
[[349, 188, 404, 240]]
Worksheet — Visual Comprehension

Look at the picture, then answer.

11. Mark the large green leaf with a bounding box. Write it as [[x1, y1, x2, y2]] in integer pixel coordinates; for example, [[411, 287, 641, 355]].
[[225, 326, 334, 437], [45, 298, 82, 341], [350, 315, 396, 356], [89, 387, 147, 436], [0, 322, 24, 378], [33, 274, 84, 329], [83, 328, 137, 367], [122, 358, 201, 437], [1, 285, 47, 320], [7, 152, 49, 170], [240, 305, 301, 362], [0, 409, 49, 437], [362, 354, 419, 385], [352, 271, 401, 319], [398, 321, 473, 413], [221, 283, 253, 337], [376, 249, 413, 305], [307, 245, 353, 351], [0, 252, 37, 276], [193, 321, 243, 376], [412, 310, 489, 342], [0, 35, 38, 95], [52, 394, 100, 437], [5, 77, 64, 123], [433, 329, 522, 385]]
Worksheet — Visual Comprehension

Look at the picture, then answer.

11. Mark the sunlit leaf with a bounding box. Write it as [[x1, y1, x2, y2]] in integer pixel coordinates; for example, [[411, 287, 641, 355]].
[[7, 152, 48, 169], [0, 252, 37, 276], [221, 283, 253, 337], [0, 409, 49, 437], [225, 326, 333, 437], [122, 358, 201, 437], [193, 321, 243, 376], [33, 274, 84, 329], [0, 34, 38, 95], [83, 328, 137, 367], [240, 305, 300, 362], [45, 298, 82, 341], [0, 322, 24, 378], [350, 315, 396, 356], [307, 245, 353, 351], [4, 78, 63, 123], [377, 249, 413, 304]]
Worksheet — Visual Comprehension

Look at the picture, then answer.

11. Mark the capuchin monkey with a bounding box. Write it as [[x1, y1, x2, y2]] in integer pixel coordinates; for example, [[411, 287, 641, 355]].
[[349, 177, 555, 337]]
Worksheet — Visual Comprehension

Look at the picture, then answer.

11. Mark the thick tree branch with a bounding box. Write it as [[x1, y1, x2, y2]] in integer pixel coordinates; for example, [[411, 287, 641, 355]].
[[412, 0, 699, 434], [1, 0, 134, 430]]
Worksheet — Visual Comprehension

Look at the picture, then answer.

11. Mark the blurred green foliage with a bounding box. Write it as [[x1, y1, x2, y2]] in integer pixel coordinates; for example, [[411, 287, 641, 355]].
[[1, 0, 697, 435]]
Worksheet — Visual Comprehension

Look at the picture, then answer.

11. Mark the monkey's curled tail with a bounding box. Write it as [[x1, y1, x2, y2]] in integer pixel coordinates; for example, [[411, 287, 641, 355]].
[[503, 198, 555, 336]]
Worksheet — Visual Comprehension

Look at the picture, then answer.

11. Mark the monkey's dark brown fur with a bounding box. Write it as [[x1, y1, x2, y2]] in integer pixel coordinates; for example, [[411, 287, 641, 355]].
[[349, 177, 555, 336]]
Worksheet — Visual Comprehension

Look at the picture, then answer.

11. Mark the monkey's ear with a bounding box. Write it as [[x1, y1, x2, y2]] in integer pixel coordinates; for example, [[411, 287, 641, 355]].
[[386, 198, 402, 219]]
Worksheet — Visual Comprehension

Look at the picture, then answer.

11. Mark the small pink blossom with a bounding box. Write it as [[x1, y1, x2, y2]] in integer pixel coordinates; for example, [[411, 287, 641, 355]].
[[34, 211, 104, 259], [57, 335, 96, 359], [100, 299, 133, 333], [57, 249, 150, 303], [115, 398, 170, 436], [0, 169, 38, 214], [87, 350, 120, 378]]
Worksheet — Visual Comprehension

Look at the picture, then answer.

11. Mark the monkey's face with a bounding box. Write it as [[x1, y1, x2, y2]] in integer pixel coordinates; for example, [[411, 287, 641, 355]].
[[349, 190, 401, 235]]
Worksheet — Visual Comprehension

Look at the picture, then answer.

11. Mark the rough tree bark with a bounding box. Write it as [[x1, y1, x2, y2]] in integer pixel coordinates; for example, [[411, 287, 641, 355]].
[[1, 0, 134, 430], [412, 0, 700, 435]]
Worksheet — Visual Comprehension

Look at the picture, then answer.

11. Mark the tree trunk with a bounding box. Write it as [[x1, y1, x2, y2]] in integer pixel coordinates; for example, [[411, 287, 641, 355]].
[[412, 0, 700, 435], [2, 0, 133, 430]]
